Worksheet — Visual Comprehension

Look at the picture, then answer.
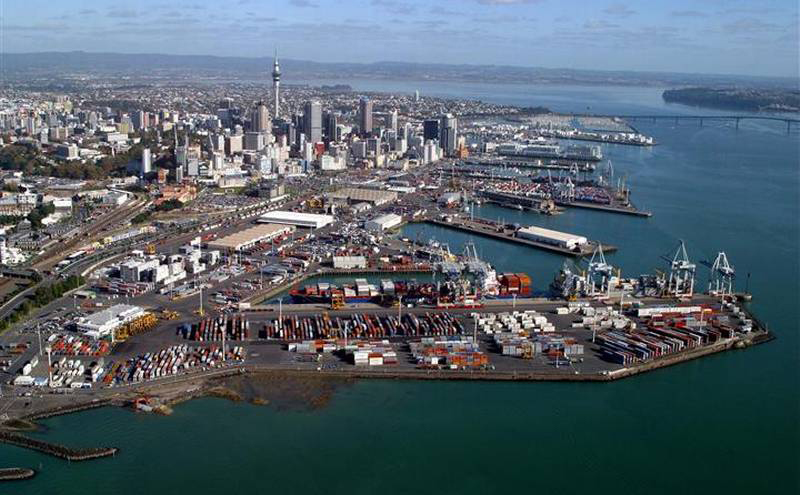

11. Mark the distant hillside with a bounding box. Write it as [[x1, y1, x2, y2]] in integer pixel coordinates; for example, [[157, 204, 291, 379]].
[[1, 51, 797, 89], [663, 87, 800, 113]]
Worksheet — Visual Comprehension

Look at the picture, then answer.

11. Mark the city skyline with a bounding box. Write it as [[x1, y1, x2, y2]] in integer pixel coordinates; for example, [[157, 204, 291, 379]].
[[0, 0, 797, 78]]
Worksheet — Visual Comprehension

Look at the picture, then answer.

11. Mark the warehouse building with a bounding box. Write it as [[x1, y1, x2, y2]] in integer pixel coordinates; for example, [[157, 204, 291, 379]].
[[333, 255, 368, 269], [365, 213, 403, 232], [257, 210, 335, 229], [327, 187, 397, 206], [516, 226, 588, 250], [208, 223, 294, 252], [77, 304, 145, 339]]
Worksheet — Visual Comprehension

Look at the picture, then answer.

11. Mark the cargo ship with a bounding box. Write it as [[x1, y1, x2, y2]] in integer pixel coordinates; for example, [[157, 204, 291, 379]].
[[290, 273, 533, 305], [289, 278, 439, 305], [496, 143, 603, 162], [492, 273, 532, 299]]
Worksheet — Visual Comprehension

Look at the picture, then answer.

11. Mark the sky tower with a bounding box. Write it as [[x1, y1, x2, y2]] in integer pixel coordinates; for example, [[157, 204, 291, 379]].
[[272, 49, 281, 119]]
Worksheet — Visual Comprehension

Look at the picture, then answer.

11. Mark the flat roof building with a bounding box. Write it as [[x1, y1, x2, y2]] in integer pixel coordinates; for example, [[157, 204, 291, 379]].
[[516, 226, 588, 250], [333, 255, 367, 269], [257, 210, 335, 229], [365, 213, 403, 232], [327, 187, 397, 206], [207, 223, 294, 252], [77, 304, 145, 339]]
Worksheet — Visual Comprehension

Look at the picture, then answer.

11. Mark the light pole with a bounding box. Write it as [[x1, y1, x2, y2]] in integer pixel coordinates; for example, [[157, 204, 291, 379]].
[[278, 299, 283, 337]]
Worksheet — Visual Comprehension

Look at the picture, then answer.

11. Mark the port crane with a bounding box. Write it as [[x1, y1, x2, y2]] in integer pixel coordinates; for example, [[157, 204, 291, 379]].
[[584, 243, 614, 297], [553, 260, 584, 300], [664, 240, 696, 298], [705, 252, 735, 296]]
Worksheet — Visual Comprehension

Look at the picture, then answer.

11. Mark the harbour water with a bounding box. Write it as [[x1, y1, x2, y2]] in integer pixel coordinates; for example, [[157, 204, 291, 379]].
[[3, 83, 798, 494]]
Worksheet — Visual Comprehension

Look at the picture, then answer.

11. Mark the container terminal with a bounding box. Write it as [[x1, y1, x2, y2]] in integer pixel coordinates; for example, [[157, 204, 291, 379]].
[[0, 60, 781, 477], [0, 228, 771, 437]]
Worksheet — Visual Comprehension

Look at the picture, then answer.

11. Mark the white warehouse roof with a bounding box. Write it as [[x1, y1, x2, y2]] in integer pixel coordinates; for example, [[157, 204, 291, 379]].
[[517, 226, 588, 246], [257, 211, 335, 229], [77, 304, 145, 339], [365, 213, 403, 231], [207, 223, 294, 251]]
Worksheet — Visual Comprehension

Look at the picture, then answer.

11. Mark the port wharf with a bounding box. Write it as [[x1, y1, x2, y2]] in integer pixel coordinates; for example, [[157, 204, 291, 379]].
[[0, 306, 770, 445], [423, 218, 616, 257], [554, 199, 652, 217], [245, 329, 769, 382], [479, 158, 596, 172], [477, 190, 652, 217]]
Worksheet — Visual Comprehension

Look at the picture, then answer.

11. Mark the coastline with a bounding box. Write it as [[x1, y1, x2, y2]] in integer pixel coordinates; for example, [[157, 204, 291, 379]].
[[2, 325, 772, 426]]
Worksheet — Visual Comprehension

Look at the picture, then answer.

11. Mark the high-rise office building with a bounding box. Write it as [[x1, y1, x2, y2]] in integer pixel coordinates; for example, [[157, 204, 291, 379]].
[[439, 114, 458, 156], [244, 132, 266, 151], [386, 110, 398, 134], [323, 111, 337, 141], [303, 101, 322, 144], [359, 98, 373, 136], [133, 110, 148, 131], [252, 101, 271, 133], [423, 119, 439, 141], [141, 148, 152, 176]]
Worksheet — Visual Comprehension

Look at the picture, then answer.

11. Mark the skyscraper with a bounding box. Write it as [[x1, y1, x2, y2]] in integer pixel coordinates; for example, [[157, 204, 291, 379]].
[[272, 49, 281, 119], [359, 98, 373, 136], [303, 101, 322, 144], [252, 101, 271, 133], [323, 111, 337, 141], [423, 119, 439, 141], [439, 114, 458, 156], [386, 109, 398, 134], [141, 148, 152, 176]]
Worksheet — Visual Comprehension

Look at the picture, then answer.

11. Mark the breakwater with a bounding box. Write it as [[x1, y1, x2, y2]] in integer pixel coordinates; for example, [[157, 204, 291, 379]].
[[0, 467, 35, 481], [0, 431, 118, 461]]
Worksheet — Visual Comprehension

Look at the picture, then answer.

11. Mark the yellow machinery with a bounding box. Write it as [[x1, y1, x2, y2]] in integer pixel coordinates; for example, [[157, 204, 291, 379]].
[[114, 313, 159, 342], [160, 310, 179, 320], [330, 292, 345, 310], [145, 244, 156, 255]]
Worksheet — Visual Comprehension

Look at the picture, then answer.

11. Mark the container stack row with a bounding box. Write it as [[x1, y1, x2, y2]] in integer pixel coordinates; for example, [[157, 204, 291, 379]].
[[409, 337, 488, 370], [261, 312, 465, 340], [47, 334, 111, 356], [105, 344, 244, 384], [475, 310, 555, 334], [178, 315, 250, 341]]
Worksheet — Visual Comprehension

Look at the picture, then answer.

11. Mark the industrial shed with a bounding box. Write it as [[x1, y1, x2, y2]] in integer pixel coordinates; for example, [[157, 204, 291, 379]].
[[257, 210, 335, 229], [207, 223, 294, 252]]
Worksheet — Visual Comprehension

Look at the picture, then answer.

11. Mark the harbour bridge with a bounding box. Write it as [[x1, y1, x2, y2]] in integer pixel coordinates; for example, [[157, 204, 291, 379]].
[[567, 114, 799, 133]]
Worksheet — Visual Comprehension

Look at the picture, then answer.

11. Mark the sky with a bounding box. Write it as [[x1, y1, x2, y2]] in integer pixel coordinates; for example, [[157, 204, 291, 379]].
[[0, 0, 798, 78]]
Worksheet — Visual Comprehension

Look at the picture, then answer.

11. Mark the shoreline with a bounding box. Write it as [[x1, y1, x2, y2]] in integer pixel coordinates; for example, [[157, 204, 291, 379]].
[[1, 327, 772, 424], [0, 327, 772, 469]]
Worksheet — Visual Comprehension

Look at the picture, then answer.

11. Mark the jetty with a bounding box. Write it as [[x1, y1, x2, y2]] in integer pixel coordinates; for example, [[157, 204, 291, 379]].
[[424, 218, 616, 257], [0, 431, 118, 461]]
